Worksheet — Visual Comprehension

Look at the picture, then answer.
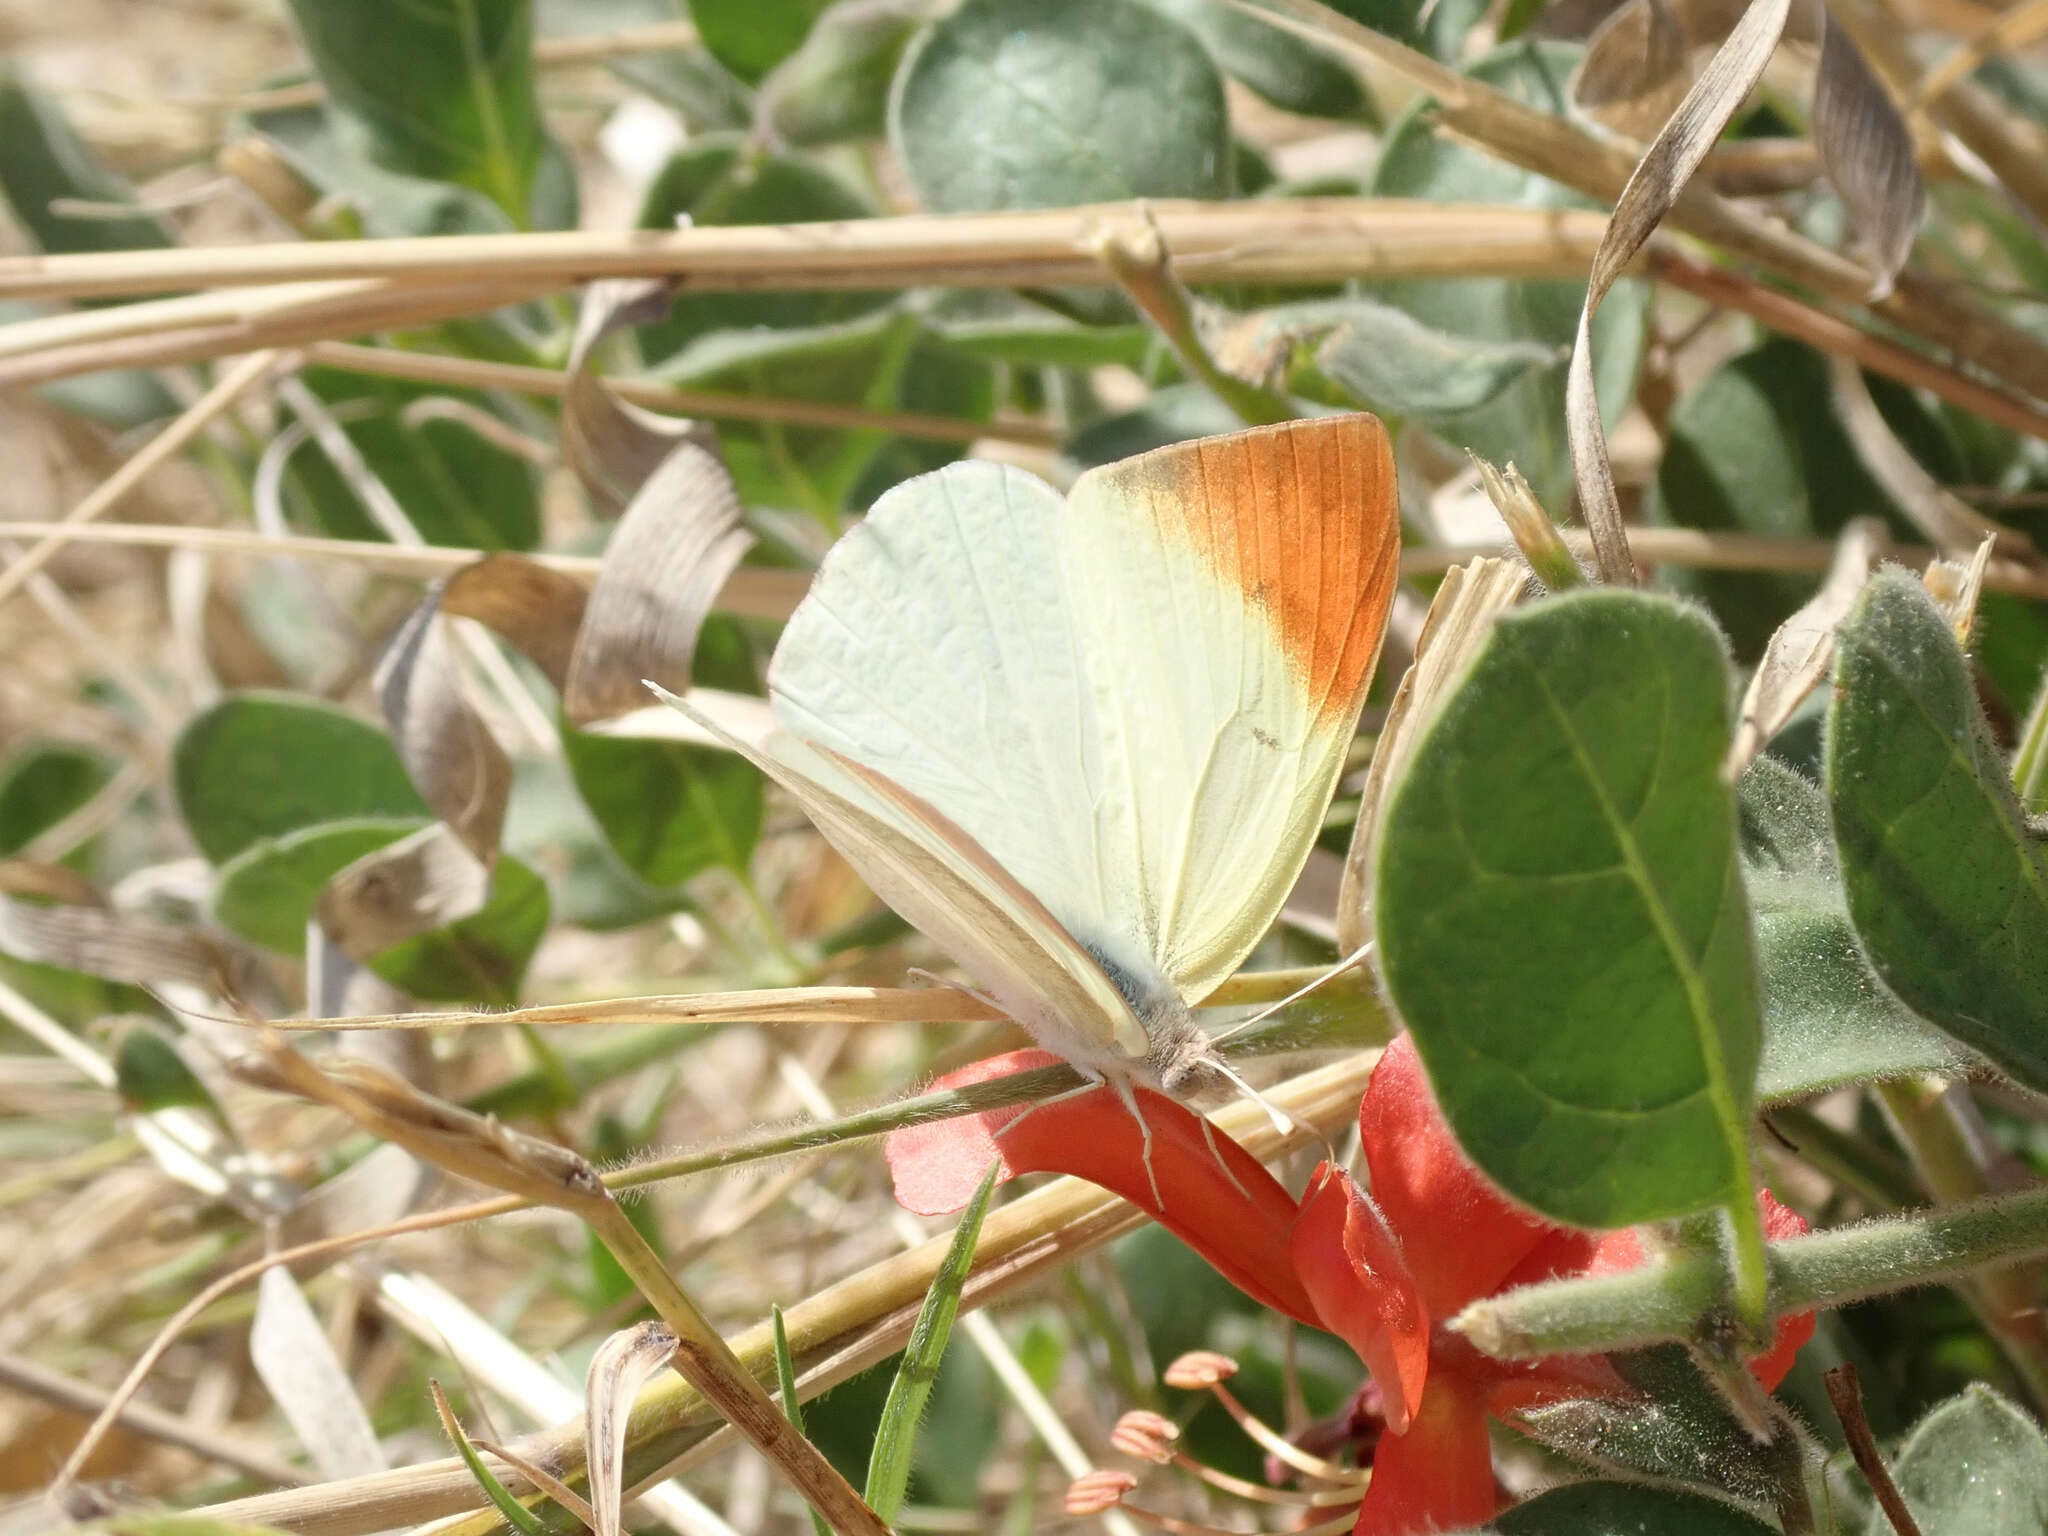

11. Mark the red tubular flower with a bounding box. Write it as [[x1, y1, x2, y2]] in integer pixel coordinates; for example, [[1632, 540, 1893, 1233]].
[[1294, 1035, 1815, 1534], [883, 1036, 1815, 1536], [883, 1049, 1319, 1323]]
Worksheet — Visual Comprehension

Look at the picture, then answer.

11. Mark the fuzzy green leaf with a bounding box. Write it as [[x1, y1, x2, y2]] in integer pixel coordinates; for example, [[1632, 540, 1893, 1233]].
[[1376, 590, 1761, 1228], [1827, 569, 2048, 1091]]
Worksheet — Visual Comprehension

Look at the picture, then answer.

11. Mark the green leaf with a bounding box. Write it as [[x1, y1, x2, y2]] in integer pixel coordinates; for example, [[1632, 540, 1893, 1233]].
[[368, 854, 550, 1005], [541, 0, 751, 127], [660, 309, 995, 517], [173, 694, 426, 865], [1492, 1480, 1777, 1534], [213, 818, 422, 954], [865, 1164, 998, 1523], [1062, 384, 1246, 468], [759, 0, 922, 145], [1246, 298, 1558, 421], [280, 365, 542, 551], [282, 0, 559, 226], [1369, 40, 1648, 511], [890, 0, 1232, 212], [1518, 1345, 1783, 1513], [113, 1023, 224, 1120], [0, 68, 171, 255], [502, 756, 686, 930], [561, 723, 764, 887], [1142, 0, 1372, 121], [1738, 757, 1968, 1100], [1647, 340, 1905, 656], [0, 742, 115, 858], [688, 0, 832, 82], [633, 135, 889, 362], [1828, 569, 2048, 1092], [1870, 1385, 2048, 1535], [243, 103, 519, 237], [1375, 590, 1762, 1228]]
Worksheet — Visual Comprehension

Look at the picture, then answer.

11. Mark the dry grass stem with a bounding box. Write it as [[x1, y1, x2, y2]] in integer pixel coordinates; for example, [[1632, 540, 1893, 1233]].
[[0, 348, 282, 612]]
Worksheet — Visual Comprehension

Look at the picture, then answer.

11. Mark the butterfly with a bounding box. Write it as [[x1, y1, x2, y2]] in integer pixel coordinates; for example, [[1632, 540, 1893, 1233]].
[[668, 415, 1400, 1158]]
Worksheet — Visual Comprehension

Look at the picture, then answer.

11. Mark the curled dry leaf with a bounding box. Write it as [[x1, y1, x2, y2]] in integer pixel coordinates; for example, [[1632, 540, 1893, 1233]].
[[375, 592, 511, 863], [439, 554, 590, 695], [1566, 0, 1798, 585], [314, 822, 493, 961], [563, 279, 707, 516], [586, 1321, 681, 1536], [1829, 352, 2030, 559], [1724, 516, 1888, 780], [1337, 558, 1528, 952], [251, 1265, 388, 1482], [1813, 11, 1926, 299], [0, 861, 239, 992], [562, 439, 755, 723]]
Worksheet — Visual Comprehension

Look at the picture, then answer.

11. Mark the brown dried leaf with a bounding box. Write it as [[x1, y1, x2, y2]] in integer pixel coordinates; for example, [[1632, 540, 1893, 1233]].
[[586, 1322, 680, 1536], [562, 439, 754, 724], [563, 279, 709, 516], [1566, 0, 1797, 584], [1724, 517, 1888, 779], [439, 553, 590, 695], [1813, 13, 1926, 298], [1574, 0, 1697, 137], [1337, 558, 1529, 952], [314, 823, 492, 961], [375, 592, 512, 862]]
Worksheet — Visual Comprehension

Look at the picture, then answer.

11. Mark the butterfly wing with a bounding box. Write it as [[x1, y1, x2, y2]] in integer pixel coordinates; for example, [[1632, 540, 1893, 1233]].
[[766, 462, 1156, 1056], [656, 688, 1149, 1065], [1062, 415, 1401, 1005]]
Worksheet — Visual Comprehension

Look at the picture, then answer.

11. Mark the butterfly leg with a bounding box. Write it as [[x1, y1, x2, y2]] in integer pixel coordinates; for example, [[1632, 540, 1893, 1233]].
[[1194, 1112, 1255, 1204], [1105, 1075, 1165, 1208], [904, 966, 1006, 1015]]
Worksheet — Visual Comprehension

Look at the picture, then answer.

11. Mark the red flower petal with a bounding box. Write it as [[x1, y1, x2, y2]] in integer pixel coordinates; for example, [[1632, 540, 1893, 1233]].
[[1585, 1188, 1815, 1390], [1358, 1035, 1563, 1319], [1291, 1164, 1432, 1435], [1350, 1367, 1499, 1536], [882, 1049, 1318, 1323]]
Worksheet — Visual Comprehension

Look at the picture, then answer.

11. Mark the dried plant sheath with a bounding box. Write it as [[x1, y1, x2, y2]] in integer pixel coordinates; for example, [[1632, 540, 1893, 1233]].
[[1724, 518, 1888, 780]]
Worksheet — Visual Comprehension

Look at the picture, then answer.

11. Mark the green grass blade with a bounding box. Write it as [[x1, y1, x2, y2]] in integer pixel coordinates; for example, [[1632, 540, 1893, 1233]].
[[774, 1305, 832, 1536], [429, 1381, 548, 1536], [864, 1162, 999, 1523]]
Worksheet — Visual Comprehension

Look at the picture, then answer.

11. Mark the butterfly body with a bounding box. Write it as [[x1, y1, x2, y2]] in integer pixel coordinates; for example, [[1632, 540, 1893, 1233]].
[[672, 416, 1401, 1125]]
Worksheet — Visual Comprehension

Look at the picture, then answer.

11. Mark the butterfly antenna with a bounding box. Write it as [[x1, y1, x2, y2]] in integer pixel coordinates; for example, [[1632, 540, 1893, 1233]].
[[1210, 940, 1376, 1046]]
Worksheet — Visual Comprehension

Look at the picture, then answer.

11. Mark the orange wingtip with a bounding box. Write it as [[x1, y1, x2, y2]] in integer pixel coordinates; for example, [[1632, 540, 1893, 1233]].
[[1096, 415, 1401, 726]]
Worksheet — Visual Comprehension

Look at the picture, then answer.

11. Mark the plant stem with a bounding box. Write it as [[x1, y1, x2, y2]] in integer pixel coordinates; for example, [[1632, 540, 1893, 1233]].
[[1091, 215, 1296, 427], [1454, 1179, 2048, 1362], [1875, 1077, 2048, 1411], [1825, 1363, 1926, 1536]]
